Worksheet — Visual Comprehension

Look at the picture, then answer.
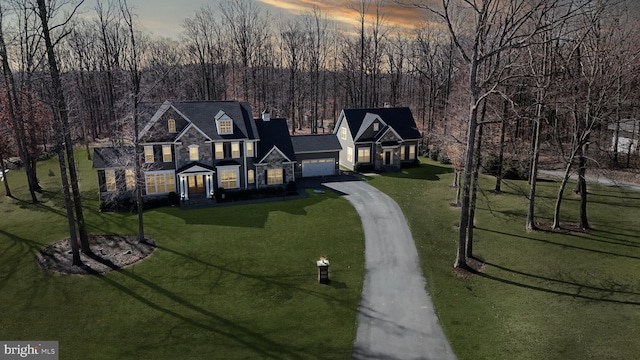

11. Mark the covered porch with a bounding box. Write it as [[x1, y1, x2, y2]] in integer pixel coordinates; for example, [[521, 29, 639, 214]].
[[177, 163, 216, 201]]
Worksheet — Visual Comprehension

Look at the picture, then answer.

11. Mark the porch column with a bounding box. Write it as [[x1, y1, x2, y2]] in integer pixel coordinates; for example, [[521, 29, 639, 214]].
[[180, 175, 189, 201], [206, 173, 212, 198]]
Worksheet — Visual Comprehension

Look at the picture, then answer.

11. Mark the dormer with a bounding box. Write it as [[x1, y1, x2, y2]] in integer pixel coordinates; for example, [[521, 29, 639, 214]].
[[215, 110, 233, 135]]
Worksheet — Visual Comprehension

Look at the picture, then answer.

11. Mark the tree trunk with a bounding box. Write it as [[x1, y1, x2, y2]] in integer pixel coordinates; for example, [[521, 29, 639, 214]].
[[466, 101, 486, 260], [552, 159, 574, 229], [0, 150, 11, 197], [37, 0, 90, 254], [495, 94, 508, 193], [578, 142, 590, 230]]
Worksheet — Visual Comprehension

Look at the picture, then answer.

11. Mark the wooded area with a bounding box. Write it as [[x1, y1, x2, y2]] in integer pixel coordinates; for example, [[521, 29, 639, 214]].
[[0, 0, 638, 269]]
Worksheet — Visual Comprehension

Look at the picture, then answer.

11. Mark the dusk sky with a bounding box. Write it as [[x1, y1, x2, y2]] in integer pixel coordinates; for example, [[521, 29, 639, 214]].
[[80, 0, 431, 40]]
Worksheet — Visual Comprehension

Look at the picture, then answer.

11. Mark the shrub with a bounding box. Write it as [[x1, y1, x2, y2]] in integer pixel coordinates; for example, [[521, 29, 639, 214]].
[[167, 192, 180, 206], [286, 181, 297, 195], [437, 148, 451, 164], [355, 163, 375, 173]]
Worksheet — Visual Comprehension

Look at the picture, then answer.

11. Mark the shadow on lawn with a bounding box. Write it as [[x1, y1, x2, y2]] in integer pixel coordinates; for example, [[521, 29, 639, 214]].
[[377, 162, 453, 181], [154, 189, 336, 228], [477, 227, 640, 261], [84, 251, 350, 359], [80, 245, 355, 359], [0, 229, 43, 291], [471, 261, 640, 306]]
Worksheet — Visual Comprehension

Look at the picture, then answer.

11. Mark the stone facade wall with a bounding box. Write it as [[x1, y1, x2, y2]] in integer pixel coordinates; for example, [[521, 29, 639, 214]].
[[255, 150, 295, 186], [175, 127, 212, 169]]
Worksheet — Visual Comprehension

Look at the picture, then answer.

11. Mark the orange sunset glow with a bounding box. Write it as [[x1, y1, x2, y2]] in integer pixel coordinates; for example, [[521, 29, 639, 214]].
[[258, 0, 433, 30]]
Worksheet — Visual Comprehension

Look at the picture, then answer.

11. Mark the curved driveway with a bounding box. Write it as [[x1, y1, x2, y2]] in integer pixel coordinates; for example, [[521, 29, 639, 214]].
[[323, 180, 456, 360]]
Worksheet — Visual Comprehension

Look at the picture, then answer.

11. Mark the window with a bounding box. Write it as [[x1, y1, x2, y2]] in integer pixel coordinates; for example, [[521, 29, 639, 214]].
[[218, 120, 233, 134], [215, 143, 224, 159], [162, 145, 172, 162], [247, 169, 255, 184], [347, 147, 353, 162], [189, 145, 199, 161], [246, 142, 254, 157], [144, 146, 154, 163], [125, 169, 135, 190], [105, 170, 116, 191], [341, 127, 347, 140], [400, 146, 406, 160], [373, 122, 379, 131], [231, 142, 240, 158], [267, 169, 283, 185], [145, 171, 175, 194], [168, 119, 176, 133], [357, 147, 371, 163], [219, 168, 238, 189], [409, 145, 416, 159]]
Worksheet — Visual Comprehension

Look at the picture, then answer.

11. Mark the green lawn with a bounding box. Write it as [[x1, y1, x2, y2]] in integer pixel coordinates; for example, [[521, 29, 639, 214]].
[[0, 151, 364, 359], [367, 158, 640, 360]]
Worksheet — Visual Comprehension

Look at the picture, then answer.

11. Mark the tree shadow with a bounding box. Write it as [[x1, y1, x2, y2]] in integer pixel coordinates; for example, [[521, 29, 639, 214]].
[[154, 188, 334, 227], [476, 227, 640, 260], [473, 261, 640, 306], [80, 244, 356, 359], [376, 162, 453, 181]]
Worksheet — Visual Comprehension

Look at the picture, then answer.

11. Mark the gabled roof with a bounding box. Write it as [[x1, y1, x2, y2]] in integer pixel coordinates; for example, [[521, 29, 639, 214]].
[[177, 162, 215, 174], [340, 107, 421, 141], [92, 146, 135, 169], [254, 118, 295, 163], [172, 101, 258, 140], [291, 134, 342, 154], [139, 101, 259, 142]]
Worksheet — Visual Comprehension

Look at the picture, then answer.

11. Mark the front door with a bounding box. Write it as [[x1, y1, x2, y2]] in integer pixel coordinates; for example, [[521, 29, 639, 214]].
[[384, 151, 392, 165], [187, 175, 206, 194]]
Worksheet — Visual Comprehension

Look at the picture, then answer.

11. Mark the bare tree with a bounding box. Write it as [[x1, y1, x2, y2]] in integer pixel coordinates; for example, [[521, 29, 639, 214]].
[[406, 0, 576, 269]]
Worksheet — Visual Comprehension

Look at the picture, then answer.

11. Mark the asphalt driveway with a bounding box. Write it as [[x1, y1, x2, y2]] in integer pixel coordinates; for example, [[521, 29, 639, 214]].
[[323, 180, 456, 360]]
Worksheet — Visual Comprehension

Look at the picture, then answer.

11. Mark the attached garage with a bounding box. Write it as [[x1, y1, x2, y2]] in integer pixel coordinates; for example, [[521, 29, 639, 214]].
[[291, 134, 342, 178], [302, 158, 335, 177]]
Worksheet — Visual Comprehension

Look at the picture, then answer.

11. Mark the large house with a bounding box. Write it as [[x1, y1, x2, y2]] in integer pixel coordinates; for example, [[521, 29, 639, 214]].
[[93, 101, 421, 208], [333, 107, 421, 172]]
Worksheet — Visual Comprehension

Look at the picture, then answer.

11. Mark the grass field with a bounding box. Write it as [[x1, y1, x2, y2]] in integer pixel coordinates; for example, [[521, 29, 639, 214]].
[[368, 159, 640, 360], [0, 151, 364, 359]]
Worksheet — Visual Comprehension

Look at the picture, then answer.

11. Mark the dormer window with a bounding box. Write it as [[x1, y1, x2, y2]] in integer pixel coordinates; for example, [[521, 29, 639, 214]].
[[373, 122, 379, 131], [168, 119, 176, 133], [215, 110, 233, 135]]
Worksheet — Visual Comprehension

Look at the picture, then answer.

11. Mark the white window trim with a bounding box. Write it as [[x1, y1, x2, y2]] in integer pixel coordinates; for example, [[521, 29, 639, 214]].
[[125, 169, 135, 190], [215, 143, 224, 159], [247, 169, 255, 184], [246, 142, 254, 157], [189, 145, 199, 161], [357, 147, 371, 163], [144, 146, 154, 163], [231, 142, 240, 158], [145, 170, 175, 195], [162, 145, 172, 162], [217, 165, 240, 189], [267, 168, 284, 185], [347, 147, 353, 162], [105, 169, 116, 192], [341, 127, 347, 140]]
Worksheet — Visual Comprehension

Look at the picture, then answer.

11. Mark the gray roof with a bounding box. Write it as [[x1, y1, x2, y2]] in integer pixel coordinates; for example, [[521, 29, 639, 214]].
[[340, 107, 421, 140], [291, 134, 342, 154], [140, 101, 259, 141], [93, 146, 135, 169], [254, 118, 296, 162]]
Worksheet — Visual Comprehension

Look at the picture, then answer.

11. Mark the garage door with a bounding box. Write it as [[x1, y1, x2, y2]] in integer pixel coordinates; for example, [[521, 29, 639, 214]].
[[302, 159, 336, 177]]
